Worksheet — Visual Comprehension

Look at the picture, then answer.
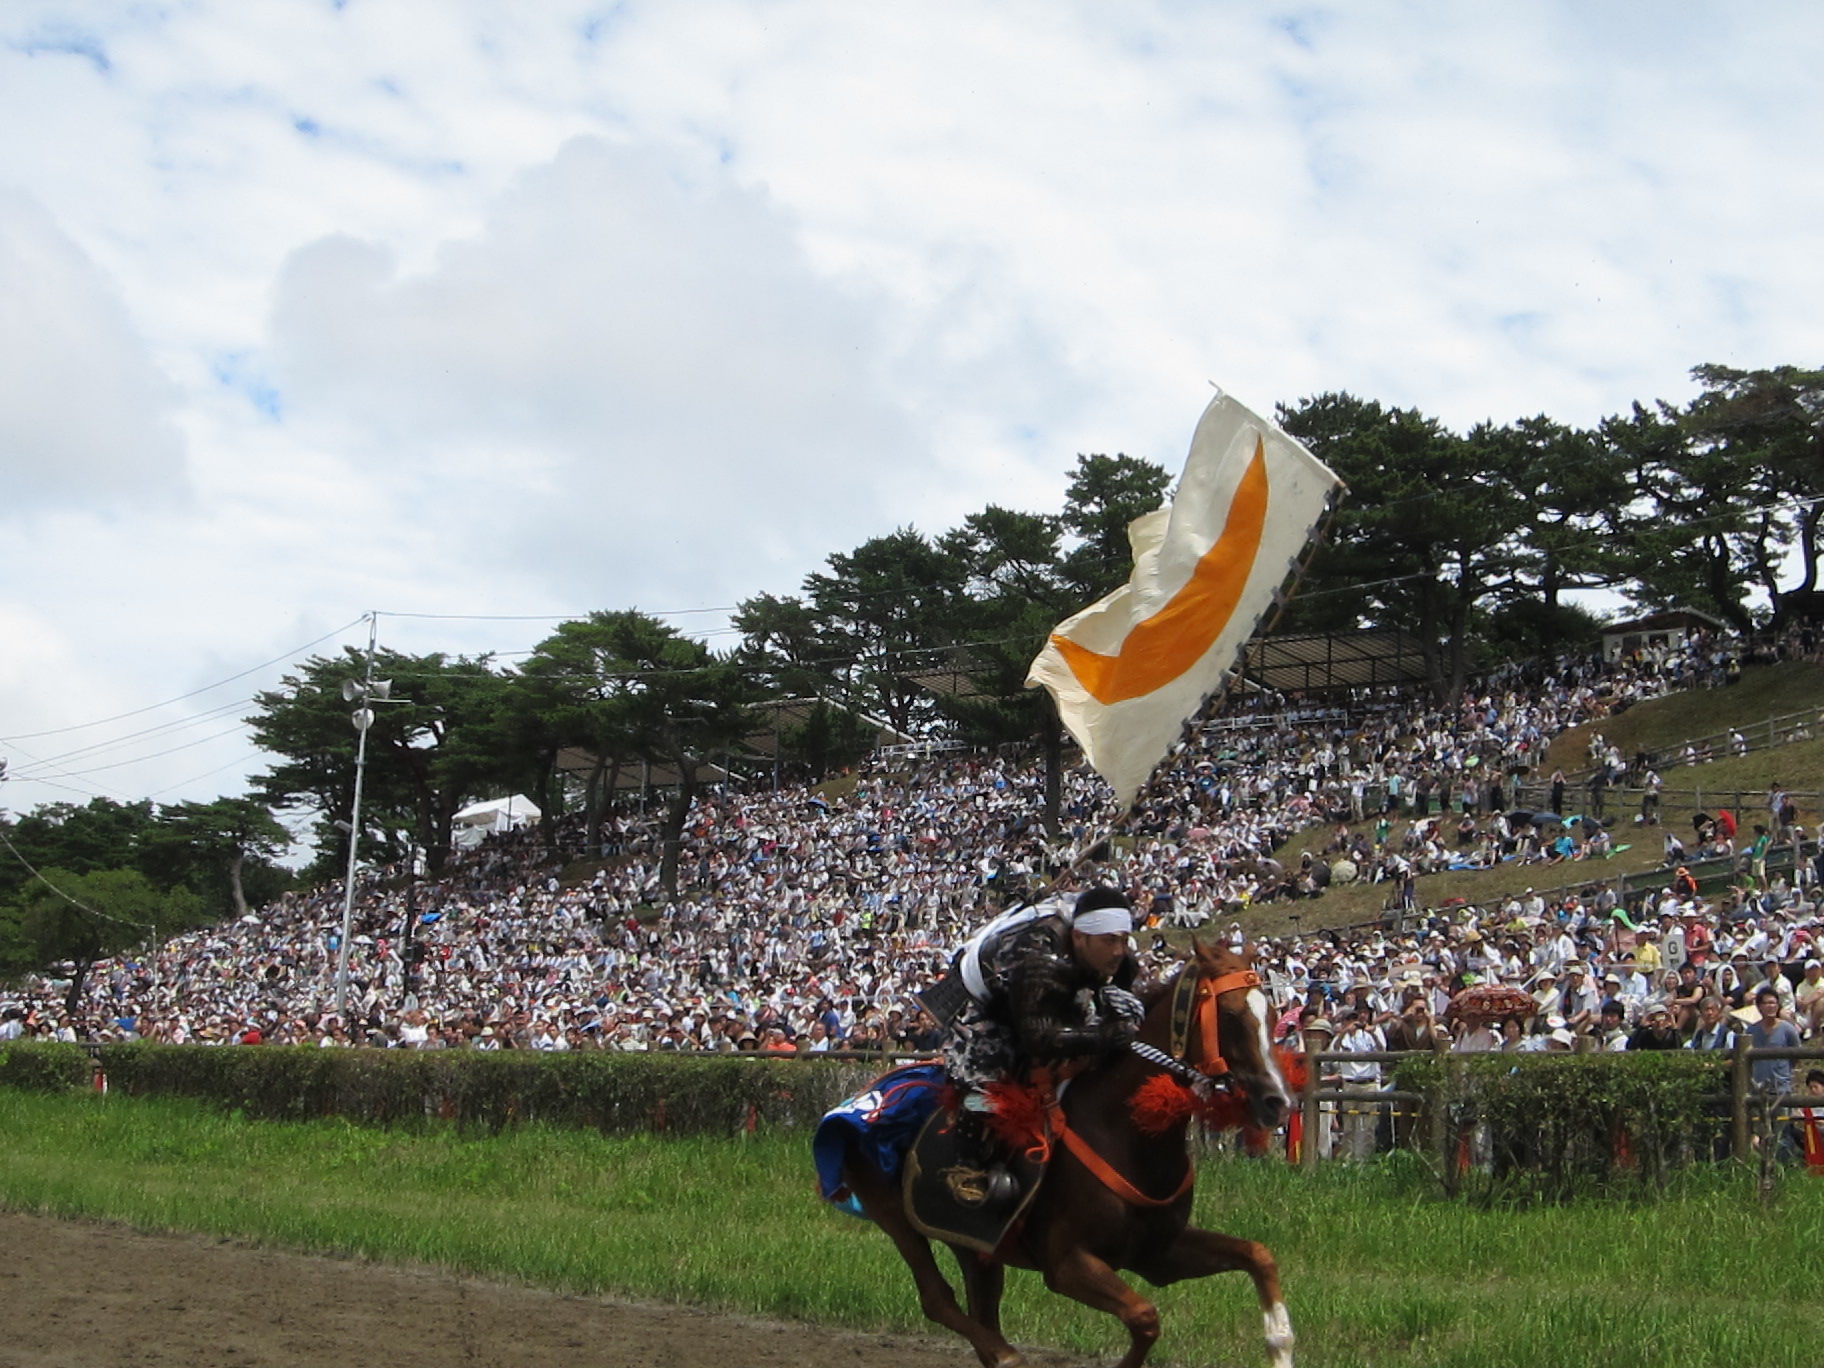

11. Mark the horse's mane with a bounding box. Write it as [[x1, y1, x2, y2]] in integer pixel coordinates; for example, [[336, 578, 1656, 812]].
[[1136, 941, 1245, 1010], [1135, 965, 1184, 1011]]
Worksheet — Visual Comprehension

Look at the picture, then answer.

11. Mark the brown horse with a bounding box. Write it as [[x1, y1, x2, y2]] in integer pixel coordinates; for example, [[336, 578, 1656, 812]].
[[840, 940, 1296, 1368]]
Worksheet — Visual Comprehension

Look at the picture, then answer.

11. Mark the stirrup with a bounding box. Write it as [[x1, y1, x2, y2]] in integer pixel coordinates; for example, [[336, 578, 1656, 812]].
[[982, 1166, 1019, 1207], [945, 1163, 1019, 1209]]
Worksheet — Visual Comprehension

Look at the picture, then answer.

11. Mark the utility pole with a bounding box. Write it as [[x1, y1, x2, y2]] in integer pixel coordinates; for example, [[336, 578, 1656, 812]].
[[334, 614, 387, 1018], [398, 856, 419, 1011]]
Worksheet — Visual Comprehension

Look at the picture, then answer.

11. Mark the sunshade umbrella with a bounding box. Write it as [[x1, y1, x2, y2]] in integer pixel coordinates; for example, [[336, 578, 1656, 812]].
[[1506, 809, 1560, 828], [1443, 984, 1540, 1023]]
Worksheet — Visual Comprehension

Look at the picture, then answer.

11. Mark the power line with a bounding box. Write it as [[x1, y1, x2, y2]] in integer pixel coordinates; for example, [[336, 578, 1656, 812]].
[[147, 751, 267, 801], [0, 617, 368, 743], [2, 479, 1812, 798], [5, 697, 254, 777], [0, 770, 119, 804], [359, 635, 1030, 687], [10, 725, 252, 782], [378, 605, 737, 622], [0, 739, 128, 804], [0, 828, 148, 929]]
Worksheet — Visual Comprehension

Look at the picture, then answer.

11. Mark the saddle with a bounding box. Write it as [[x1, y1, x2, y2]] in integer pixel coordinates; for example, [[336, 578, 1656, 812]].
[[903, 1101, 1050, 1254]]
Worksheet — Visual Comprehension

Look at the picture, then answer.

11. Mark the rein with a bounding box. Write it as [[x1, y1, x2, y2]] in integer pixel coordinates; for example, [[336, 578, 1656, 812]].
[[1050, 963, 1263, 1209]]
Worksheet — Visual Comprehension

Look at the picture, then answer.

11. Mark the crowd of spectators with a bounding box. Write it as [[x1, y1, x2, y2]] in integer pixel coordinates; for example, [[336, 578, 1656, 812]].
[[3, 628, 1820, 1107]]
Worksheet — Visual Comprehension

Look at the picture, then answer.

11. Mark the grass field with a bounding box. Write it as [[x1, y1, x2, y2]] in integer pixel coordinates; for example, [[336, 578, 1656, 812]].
[[4, 1086, 1822, 1368]]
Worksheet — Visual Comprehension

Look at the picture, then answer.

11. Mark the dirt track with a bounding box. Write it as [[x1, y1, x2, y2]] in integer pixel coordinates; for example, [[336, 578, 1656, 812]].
[[0, 1211, 1082, 1368]]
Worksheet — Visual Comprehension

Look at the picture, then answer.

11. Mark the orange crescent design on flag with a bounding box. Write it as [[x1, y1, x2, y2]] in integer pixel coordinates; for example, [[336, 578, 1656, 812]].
[[1052, 438, 1270, 706]]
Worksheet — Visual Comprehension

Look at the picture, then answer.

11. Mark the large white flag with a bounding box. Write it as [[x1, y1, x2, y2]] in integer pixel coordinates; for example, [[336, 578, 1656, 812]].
[[1027, 392, 1341, 809]]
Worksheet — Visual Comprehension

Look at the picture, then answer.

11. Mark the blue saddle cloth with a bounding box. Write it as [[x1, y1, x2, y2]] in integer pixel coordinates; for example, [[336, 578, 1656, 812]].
[[812, 1063, 947, 1218]]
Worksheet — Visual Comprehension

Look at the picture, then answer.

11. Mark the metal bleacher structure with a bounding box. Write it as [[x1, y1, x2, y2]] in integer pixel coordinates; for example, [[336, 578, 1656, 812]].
[[901, 628, 1435, 709], [1233, 628, 1433, 695], [881, 628, 1434, 767]]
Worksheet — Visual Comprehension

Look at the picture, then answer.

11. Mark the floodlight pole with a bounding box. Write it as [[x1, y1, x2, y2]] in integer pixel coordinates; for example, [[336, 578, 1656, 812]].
[[334, 614, 379, 1018]]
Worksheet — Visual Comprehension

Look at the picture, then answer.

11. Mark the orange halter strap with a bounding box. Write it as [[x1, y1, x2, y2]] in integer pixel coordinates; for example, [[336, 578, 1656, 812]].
[[1169, 965, 1262, 1077], [1050, 963, 1263, 1209], [1054, 1115, 1196, 1207]]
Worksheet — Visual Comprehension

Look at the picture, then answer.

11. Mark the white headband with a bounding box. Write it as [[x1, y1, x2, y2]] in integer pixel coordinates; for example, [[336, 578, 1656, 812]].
[[1072, 906, 1133, 937]]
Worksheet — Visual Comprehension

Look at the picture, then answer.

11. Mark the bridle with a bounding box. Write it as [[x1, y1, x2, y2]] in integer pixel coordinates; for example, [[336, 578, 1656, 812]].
[[1050, 960, 1266, 1209], [1127, 963, 1263, 1095]]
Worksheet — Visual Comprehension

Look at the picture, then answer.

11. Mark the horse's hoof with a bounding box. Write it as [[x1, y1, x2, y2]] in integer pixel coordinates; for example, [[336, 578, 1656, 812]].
[[1263, 1300, 1295, 1368]]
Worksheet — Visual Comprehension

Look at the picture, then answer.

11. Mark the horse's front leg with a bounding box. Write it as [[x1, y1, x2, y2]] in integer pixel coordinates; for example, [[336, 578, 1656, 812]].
[[955, 1248, 1007, 1338], [844, 1159, 1024, 1368], [1139, 1226, 1294, 1368], [1040, 1247, 1161, 1368]]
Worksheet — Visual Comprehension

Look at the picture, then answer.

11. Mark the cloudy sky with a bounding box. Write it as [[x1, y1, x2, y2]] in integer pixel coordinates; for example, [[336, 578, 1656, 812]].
[[1, 1, 1821, 821]]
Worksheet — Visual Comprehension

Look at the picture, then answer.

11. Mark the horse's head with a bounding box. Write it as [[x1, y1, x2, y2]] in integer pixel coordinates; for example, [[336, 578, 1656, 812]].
[[1173, 938, 1291, 1131]]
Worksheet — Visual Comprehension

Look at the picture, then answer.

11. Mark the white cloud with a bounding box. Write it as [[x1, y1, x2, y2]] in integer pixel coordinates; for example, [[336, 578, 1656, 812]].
[[1, 0, 1823, 812], [265, 136, 965, 606], [0, 192, 187, 515]]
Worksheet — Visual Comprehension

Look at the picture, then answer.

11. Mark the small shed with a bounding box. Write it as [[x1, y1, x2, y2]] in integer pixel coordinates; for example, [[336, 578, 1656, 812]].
[[1600, 609, 1729, 662]]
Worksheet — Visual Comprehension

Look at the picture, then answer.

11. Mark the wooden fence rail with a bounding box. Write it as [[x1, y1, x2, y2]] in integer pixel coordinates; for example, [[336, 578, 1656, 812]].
[[1298, 1042, 1824, 1172]]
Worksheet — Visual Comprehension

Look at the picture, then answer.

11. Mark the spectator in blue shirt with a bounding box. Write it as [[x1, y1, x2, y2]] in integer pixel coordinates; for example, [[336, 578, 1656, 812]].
[[1747, 989, 1802, 1095]]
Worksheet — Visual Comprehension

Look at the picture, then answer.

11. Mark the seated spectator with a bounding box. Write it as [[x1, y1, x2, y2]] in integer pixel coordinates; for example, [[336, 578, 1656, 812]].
[[1627, 1002, 1682, 1050]]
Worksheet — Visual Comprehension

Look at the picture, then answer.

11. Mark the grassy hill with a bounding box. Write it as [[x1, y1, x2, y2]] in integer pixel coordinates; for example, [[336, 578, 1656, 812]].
[[1244, 661, 1824, 939], [1543, 660, 1824, 774]]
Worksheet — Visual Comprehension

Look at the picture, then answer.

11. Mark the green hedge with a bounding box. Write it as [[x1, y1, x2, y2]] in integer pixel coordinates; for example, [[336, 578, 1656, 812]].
[[0, 1043, 881, 1136], [2, 1044, 1737, 1202], [0, 1042, 92, 1093], [1396, 1051, 1729, 1200]]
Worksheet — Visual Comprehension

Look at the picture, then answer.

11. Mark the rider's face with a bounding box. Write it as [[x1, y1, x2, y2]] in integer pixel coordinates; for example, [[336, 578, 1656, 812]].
[[1070, 930, 1129, 981]]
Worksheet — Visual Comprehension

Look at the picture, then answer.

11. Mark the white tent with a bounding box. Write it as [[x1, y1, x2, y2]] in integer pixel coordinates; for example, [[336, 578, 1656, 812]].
[[452, 795, 541, 848]]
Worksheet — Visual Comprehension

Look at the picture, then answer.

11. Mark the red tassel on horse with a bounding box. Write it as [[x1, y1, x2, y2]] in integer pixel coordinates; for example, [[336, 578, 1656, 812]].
[[1274, 1046, 1309, 1094], [1199, 1091, 1251, 1131], [982, 1078, 1054, 1162], [1130, 1074, 1254, 1135], [1132, 1075, 1201, 1134]]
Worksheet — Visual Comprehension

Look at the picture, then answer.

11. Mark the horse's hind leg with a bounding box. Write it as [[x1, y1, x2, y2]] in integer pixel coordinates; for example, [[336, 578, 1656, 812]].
[[1040, 1247, 1162, 1368], [845, 1159, 1024, 1368], [1140, 1226, 1294, 1368]]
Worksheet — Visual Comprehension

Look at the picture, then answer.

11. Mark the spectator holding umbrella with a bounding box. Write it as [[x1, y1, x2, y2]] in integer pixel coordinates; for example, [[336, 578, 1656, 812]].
[[1715, 807, 1739, 853], [1444, 982, 1537, 1051]]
